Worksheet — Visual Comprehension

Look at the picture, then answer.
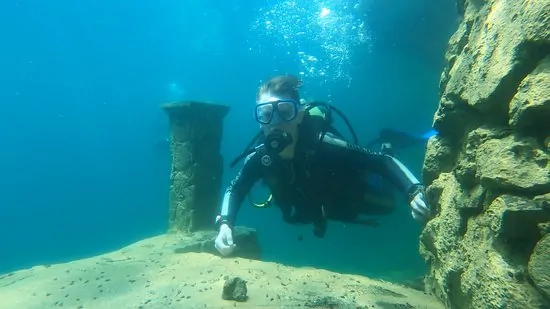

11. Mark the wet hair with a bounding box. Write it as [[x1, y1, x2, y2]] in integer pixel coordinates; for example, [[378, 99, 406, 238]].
[[256, 75, 302, 102]]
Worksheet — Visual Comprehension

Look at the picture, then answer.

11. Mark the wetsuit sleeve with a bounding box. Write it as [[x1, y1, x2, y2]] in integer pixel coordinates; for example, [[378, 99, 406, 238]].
[[217, 152, 263, 228], [319, 133, 423, 202]]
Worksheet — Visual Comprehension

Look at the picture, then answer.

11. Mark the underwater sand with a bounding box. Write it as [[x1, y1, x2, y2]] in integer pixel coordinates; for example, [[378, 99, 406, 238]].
[[0, 234, 444, 308]]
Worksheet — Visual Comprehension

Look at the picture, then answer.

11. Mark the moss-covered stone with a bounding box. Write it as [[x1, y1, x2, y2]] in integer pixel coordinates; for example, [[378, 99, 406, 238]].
[[534, 193, 550, 210], [422, 136, 457, 185], [421, 0, 550, 308], [476, 134, 550, 194], [528, 234, 550, 300], [509, 55, 550, 133], [421, 193, 550, 308], [440, 0, 550, 119], [163, 101, 230, 234]]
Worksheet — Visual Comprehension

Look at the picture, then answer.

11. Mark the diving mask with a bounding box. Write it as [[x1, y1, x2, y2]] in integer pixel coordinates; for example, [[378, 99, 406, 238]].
[[254, 99, 300, 125]]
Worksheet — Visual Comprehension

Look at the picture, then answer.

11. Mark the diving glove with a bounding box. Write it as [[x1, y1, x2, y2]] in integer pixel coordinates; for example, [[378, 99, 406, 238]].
[[215, 223, 236, 256], [409, 185, 431, 221]]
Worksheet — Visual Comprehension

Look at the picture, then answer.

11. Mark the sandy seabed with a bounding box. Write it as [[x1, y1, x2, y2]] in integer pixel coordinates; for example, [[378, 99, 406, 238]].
[[0, 234, 444, 309]]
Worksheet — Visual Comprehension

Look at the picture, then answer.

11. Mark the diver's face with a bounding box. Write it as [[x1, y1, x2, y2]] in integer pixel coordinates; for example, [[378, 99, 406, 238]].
[[255, 93, 301, 135]]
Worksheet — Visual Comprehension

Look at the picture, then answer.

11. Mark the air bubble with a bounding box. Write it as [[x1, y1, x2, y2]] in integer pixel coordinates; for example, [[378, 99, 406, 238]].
[[249, 0, 372, 87]]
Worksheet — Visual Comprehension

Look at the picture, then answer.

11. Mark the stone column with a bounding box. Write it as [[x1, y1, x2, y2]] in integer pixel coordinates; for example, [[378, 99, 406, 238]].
[[420, 1, 550, 308], [163, 101, 230, 234]]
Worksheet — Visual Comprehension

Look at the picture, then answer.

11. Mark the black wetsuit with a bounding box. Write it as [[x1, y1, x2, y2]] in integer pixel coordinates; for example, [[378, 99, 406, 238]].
[[217, 114, 422, 237]]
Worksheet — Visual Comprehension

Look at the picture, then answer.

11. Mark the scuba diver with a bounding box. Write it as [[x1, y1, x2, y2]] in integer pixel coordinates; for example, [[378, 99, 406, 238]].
[[364, 127, 436, 157], [214, 75, 431, 256]]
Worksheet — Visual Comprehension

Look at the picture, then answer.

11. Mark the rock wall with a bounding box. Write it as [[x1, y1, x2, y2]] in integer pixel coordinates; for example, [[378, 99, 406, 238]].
[[163, 101, 230, 234], [420, 0, 550, 308]]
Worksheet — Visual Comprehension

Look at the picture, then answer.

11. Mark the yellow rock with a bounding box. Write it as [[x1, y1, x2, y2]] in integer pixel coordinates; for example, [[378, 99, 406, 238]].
[[0, 234, 444, 309]]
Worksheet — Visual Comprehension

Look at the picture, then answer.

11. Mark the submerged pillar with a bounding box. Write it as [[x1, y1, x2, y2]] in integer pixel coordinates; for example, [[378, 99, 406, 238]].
[[163, 101, 230, 234]]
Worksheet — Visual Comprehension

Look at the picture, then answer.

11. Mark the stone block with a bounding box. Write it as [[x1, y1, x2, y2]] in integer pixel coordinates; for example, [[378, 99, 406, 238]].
[[528, 234, 550, 299], [163, 101, 230, 233], [509, 55, 550, 133], [476, 134, 550, 194], [421, 1, 550, 307]]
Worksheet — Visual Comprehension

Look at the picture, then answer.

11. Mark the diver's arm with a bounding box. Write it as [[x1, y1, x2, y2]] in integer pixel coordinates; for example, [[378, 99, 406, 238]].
[[217, 152, 263, 228], [319, 133, 423, 200]]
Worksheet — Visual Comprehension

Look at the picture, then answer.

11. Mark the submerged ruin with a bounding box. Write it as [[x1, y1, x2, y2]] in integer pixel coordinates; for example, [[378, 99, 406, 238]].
[[420, 0, 550, 308]]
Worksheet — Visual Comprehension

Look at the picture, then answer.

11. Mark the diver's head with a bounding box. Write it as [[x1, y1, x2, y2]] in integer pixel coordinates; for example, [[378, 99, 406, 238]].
[[254, 75, 305, 158], [254, 75, 305, 133]]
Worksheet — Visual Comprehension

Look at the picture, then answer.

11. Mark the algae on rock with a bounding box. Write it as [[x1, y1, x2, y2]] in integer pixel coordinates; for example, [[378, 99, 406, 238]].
[[420, 0, 550, 308], [163, 101, 262, 259], [509, 55, 550, 132], [163, 101, 230, 234]]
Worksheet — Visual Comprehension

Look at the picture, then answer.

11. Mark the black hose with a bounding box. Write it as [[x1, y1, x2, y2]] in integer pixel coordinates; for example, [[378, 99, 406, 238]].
[[230, 131, 262, 168]]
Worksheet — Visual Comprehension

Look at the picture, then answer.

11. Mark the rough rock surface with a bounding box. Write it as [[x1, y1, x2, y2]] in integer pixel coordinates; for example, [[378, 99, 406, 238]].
[[222, 276, 248, 301], [509, 55, 550, 131], [163, 101, 230, 233], [421, 0, 550, 308], [528, 234, 550, 300], [0, 235, 443, 309], [173, 226, 261, 260]]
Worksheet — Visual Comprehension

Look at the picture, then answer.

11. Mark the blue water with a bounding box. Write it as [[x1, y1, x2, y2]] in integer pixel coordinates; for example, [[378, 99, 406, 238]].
[[0, 0, 457, 281]]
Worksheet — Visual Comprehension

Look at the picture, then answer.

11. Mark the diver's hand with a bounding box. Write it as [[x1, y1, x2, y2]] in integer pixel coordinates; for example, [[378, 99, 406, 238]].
[[215, 224, 236, 256], [410, 191, 430, 221]]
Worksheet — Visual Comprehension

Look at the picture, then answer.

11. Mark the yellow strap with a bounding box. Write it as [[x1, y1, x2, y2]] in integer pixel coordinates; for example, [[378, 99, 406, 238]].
[[248, 193, 273, 208], [308, 106, 326, 119]]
